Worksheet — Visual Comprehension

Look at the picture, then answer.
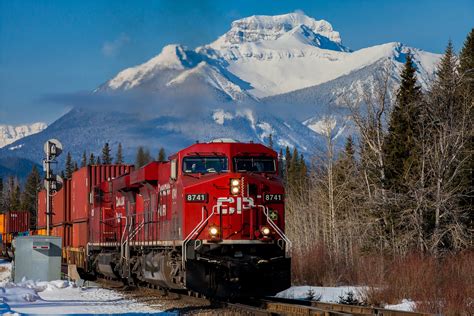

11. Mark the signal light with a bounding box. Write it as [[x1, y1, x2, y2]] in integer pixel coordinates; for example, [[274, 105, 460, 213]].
[[230, 178, 240, 195]]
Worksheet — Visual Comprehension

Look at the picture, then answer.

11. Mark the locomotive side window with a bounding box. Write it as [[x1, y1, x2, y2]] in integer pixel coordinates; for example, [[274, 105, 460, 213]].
[[183, 156, 228, 174], [171, 159, 178, 180], [234, 157, 276, 173]]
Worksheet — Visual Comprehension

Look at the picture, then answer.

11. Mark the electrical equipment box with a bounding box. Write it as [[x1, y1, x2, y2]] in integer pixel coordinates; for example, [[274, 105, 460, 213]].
[[13, 236, 62, 282]]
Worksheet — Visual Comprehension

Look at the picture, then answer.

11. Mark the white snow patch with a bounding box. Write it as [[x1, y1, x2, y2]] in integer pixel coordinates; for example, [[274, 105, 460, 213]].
[[0, 123, 46, 148], [257, 121, 273, 139], [212, 109, 235, 125], [0, 259, 163, 315], [385, 299, 416, 312], [277, 285, 365, 302], [8, 144, 24, 151], [304, 117, 337, 135]]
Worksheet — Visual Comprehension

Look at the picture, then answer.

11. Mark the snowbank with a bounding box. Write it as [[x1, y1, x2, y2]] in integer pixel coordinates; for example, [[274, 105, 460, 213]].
[[276, 285, 364, 302], [277, 285, 415, 312], [0, 259, 168, 315]]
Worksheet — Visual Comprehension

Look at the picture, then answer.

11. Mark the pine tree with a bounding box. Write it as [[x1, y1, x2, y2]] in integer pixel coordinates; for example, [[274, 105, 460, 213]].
[[284, 146, 292, 182], [458, 29, 474, 220], [97, 156, 102, 165], [278, 148, 284, 179], [115, 143, 123, 164], [288, 147, 300, 189], [459, 28, 474, 96], [427, 41, 468, 252], [73, 161, 78, 172], [135, 146, 151, 168], [0, 177, 4, 213], [157, 147, 166, 162], [81, 151, 87, 168], [383, 52, 422, 192], [65, 152, 74, 179], [89, 153, 96, 165], [268, 134, 274, 149], [21, 166, 41, 228], [10, 181, 21, 211], [102, 142, 112, 164]]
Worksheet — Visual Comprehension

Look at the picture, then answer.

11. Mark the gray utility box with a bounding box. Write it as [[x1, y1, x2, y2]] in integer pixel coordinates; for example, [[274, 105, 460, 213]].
[[13, 236, 62, 282]]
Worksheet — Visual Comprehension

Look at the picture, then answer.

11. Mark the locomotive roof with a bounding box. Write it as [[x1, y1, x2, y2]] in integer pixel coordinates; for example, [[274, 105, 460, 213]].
[[171, 141, 277, 159]]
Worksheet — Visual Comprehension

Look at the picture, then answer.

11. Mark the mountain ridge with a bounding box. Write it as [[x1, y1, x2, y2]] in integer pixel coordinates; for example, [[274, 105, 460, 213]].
[[0, 12, 442, 172]]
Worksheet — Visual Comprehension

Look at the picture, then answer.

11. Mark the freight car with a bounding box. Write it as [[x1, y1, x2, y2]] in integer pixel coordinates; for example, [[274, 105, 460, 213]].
[[0, 211, 30, 258], [38, 140, 291, 299]]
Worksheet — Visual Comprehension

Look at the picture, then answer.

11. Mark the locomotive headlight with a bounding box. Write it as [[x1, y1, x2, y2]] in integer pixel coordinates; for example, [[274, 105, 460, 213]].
[[230, 178, 240, 195], [261, 226, 271, 236], [209, 226, 219, 237]]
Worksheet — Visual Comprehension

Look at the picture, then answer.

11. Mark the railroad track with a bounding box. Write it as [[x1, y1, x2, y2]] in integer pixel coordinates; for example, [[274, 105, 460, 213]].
[[94, 278, 432, 316], [229, 297, 432, 316]]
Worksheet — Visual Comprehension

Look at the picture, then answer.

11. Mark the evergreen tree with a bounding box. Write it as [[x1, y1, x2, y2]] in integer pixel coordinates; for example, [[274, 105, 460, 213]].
[[268, 134, 274, 149], [89, 153, 96, 165], [65, 152, 74, 179], [81, 151, 87, 168], [278, 148, 284, 179], [73, 161, 78, 172], [135, 146, 151, 168], [458, 29, 474, 218], [115, 143, 123, 164], [157, 147, 166, 162], [0, 177, 4, 213], [102, 142, 112, 164], [10, 181, 21, 211], [21, 166, 41, 228], [344, 136, 356, 162], [459, 28, 474, 96], [284, 146, 292, 181], [96, 156, 102, 165], [288, 147, 300, 189], [383, 52, 422, 191]]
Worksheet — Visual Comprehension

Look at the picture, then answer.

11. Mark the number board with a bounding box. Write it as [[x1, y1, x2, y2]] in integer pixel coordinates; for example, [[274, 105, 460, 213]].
[[264, 193, 284, 203], [186, 193, 208, 203]]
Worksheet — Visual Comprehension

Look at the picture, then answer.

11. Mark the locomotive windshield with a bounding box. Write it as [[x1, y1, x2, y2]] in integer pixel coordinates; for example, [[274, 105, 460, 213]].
[[234, 157, 276, 173], [183, 156, 228, 174]]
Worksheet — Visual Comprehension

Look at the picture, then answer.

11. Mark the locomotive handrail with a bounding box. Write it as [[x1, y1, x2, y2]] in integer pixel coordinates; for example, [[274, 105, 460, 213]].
[[259, 205, 292, 257], [182, 205, 218, 268], [128, 219, 145, 241]]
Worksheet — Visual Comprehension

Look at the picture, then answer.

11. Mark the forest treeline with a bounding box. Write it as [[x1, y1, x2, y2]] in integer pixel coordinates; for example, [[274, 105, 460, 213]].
[[281, 30, 473, 288]]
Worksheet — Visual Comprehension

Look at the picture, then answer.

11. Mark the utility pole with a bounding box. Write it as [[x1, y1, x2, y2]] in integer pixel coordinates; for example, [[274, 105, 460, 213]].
[[43, 139, 63, 236]]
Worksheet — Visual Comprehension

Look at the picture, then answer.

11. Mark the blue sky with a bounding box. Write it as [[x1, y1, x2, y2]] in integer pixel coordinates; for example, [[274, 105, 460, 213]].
[[0, 0, 473, 125]]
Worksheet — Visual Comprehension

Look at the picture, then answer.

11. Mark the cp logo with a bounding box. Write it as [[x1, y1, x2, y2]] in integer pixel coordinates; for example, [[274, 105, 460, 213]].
[[216, 197, 255, 214]]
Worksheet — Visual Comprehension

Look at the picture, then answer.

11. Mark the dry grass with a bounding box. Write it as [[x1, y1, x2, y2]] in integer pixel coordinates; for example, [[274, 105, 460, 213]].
[[292, 247, 473, 315]]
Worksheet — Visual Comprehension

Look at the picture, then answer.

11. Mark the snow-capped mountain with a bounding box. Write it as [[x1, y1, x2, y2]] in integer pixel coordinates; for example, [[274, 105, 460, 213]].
[[99, 12, 439, 99], [1, 12, 442, 170], [0, 123, 47, 148]]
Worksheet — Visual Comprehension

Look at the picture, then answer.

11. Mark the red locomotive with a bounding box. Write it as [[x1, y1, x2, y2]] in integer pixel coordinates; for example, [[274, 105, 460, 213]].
[[39, 139, 291, 298]]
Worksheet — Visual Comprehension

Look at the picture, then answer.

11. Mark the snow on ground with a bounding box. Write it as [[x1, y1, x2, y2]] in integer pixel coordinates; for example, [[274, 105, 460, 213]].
[[385, 299, 416, 312], [0, 259, 170, 315], [276, 285, 364, 302], [276, 285, 416, 312]]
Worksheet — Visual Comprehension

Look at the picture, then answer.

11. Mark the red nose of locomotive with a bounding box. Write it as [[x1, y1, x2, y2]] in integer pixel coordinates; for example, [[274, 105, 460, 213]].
[[184, 172, 285, 243]]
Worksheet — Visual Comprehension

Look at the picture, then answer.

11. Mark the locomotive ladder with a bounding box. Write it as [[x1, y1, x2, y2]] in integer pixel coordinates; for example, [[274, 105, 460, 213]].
[[120, 217, 145, 279], [259, 205, 292, 257], [182, 205, 218, 268]]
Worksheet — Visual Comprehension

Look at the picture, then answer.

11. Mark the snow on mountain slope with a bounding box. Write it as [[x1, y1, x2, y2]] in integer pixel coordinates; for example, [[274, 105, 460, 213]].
[[0, 123, 47, 148], [166, 61, 254, 100], [100, 12, 440, 100], [0, 12, 444, 173]]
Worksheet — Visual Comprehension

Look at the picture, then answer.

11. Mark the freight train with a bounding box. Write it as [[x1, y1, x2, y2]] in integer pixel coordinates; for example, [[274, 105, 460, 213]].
[[33, 139, 291, 298]]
